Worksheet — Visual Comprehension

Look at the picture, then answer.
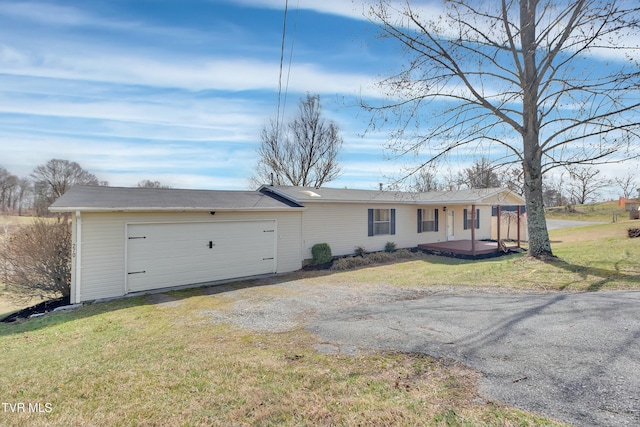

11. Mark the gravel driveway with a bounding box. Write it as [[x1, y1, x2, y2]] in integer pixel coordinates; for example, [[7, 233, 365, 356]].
[[203, 281, 640, 426]]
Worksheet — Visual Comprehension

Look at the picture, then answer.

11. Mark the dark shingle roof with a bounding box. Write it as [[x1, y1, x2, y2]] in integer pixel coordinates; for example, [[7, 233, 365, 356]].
[[260, 185, 524, 205], [50, 186, 302, 212], [51, 184, 525, 213]]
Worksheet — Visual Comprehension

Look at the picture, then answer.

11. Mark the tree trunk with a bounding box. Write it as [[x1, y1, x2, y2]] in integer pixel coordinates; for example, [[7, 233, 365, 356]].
[[523, 154, 553, 257], [521, 0, 553, 258]]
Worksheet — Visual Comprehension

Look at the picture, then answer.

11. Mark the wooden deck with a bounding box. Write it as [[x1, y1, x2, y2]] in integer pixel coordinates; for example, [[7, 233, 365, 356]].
[[418, 240, 519, 258]]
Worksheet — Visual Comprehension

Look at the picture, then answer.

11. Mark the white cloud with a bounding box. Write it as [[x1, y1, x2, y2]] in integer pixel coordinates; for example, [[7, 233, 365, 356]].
[[228, 0, 368, 20], [0, 1, 96, 26], [0, 42, 382, 97]]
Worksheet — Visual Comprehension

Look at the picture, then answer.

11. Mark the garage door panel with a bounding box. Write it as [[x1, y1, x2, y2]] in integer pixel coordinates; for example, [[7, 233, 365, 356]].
[[126, 221, 276, 293]]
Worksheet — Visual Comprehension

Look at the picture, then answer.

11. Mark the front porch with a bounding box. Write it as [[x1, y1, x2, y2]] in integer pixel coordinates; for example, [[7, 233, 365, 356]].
[[418, 240, 521, 258]]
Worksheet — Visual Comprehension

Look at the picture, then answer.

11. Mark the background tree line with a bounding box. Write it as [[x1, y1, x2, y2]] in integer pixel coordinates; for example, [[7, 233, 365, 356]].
[[0, 159, 174, 217], [409, 158, 636, 207], [0, 159, 107, 217]]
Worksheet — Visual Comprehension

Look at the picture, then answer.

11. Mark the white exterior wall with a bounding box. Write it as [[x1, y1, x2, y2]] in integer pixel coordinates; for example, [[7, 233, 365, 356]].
[[299, 203, 495, 259], [74, 210, 302, 302], [446, 205, 493, 241], [299, 203, 497, 260]]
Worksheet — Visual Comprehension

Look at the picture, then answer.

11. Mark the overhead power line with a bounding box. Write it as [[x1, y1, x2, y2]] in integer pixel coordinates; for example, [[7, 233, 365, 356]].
[[276, 0, 300, 137]]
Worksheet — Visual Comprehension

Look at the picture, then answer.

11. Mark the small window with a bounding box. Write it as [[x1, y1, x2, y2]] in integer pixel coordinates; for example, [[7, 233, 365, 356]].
[[374, 209, 390, 235], [463, 208, 480, 230], [418, 208, 439, 233], [368, 208, 396, 236]]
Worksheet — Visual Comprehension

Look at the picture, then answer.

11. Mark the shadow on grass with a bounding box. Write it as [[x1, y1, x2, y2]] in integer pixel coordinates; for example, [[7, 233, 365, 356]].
[[0, 275, 287, 337], [542, 257, 640, 291]]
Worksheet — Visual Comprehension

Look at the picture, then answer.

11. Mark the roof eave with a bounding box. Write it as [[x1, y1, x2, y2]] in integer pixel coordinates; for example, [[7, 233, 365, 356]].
[[48, 206, 306, 213]]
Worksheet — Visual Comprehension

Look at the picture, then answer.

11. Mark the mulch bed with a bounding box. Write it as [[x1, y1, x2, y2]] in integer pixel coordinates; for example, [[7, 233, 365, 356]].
[[1, 296, 71, 323]]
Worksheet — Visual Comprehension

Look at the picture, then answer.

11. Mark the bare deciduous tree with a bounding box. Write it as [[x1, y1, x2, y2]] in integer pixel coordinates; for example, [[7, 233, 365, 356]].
[[0, 219, 71, 303], [500, 166, 525, 196], [253, 94, 342, 188], [0, 166, 18, 213], [567, 166, 611, 205], [542, 176, 568, 207], [31, 159, 105, 216], [614, 173, 639, 199], [137, 180, 171, 189], [364, 0, 640, 258], [14, 178, 32, 215], [460, 158, 502, 189], [441, 168, 463, 191], [410, 167, 441, 192]]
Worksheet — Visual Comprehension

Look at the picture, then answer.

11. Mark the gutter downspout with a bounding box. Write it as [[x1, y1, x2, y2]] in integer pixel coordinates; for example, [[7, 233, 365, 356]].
[[74, 210, 82, 304]]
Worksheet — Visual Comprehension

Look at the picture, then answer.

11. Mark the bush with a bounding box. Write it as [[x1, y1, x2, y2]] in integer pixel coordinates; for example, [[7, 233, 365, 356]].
[[0, 219, 71, 303], [384, 241, 397, 253], [367, 251, 395, 263], [311, 243, 332, 265], [391, 249, 415, 259], [331, 256, 372, 271], [354, 246, 367, 257]]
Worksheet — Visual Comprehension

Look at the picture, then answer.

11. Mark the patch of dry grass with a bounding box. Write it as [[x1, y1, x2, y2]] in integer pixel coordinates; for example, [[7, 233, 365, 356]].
[[0, 295, 565, 426], [0, 215, 39, 227], [0, 294, 27, 317]]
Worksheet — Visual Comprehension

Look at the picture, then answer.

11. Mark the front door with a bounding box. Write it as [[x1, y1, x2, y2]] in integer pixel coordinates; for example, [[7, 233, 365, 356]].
[[447, 210, 455, 241]]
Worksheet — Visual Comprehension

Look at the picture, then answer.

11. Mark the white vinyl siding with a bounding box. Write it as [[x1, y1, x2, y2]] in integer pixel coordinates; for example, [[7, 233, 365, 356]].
[[76, 211, 302, 302], [300, 203, 443, 259]]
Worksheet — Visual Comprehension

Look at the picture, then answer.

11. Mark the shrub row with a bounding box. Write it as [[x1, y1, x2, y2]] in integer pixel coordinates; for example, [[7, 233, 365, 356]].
[[331, 248, 417, 271]]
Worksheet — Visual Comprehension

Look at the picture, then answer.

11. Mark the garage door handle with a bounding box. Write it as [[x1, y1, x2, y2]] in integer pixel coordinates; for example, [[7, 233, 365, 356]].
[[208, 241, 214, 248], [128, 271, 146, 275]]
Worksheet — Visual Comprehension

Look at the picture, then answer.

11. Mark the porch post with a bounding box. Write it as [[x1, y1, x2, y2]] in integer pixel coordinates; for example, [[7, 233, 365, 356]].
[[471, 204, 476, 256], [517, 205, 522, 248], [496, 205, 501, 250]]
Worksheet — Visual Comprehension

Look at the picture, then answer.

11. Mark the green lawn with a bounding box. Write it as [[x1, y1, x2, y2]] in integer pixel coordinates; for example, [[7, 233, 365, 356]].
[[0, 295, 565, 426], [2, 219, 636, 426], [328, 220, 639, 292]]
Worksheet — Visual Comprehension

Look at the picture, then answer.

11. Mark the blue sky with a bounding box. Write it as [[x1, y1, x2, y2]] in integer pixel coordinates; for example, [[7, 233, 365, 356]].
[[0, 0, 638, 192]]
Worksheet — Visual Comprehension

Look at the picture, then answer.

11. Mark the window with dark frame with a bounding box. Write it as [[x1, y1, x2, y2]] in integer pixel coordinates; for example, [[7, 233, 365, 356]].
[[368, 208, 396, 236], [463, 208, 480, 230], [374, 209, 390, 235], [418, 208, 439, 233]]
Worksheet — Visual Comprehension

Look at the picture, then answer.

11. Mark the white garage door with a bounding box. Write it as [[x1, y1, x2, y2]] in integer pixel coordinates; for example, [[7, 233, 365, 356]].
[[126, 220, 276, 293]]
